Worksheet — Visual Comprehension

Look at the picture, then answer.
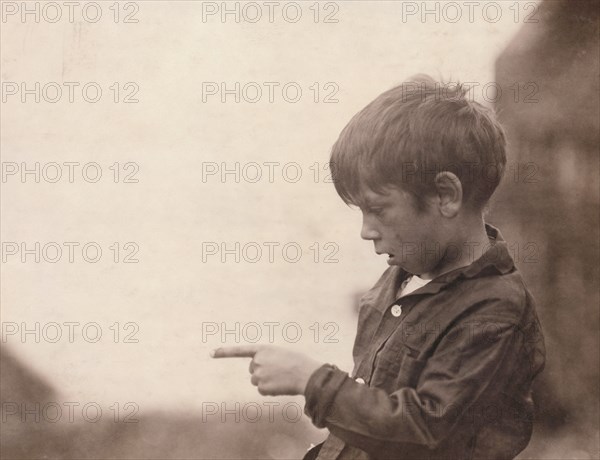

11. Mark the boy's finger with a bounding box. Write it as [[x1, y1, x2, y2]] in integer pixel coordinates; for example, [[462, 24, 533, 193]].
[[210, 345, 260, 358]]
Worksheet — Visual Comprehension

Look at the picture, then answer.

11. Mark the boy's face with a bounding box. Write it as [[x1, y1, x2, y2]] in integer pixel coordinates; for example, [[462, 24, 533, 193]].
[[358, 183, 447, 278]]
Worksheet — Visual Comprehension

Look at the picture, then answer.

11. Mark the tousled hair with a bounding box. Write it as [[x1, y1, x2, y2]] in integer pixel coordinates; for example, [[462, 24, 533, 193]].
[[330, 74, 507, 212]]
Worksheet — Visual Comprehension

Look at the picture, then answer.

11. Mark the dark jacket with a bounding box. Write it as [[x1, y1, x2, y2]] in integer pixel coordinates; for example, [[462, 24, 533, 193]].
[[304, 225, 545, 460]]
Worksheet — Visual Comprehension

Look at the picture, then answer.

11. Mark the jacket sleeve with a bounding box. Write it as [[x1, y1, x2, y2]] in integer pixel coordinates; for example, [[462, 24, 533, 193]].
[[303, 309, 528, 456]]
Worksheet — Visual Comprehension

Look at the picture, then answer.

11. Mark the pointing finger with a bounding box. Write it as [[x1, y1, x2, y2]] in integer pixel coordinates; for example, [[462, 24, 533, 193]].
[[210, 345, 261, 358]]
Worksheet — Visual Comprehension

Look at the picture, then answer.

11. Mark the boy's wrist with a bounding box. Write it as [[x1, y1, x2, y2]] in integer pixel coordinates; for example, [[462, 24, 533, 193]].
[[298, 360, 328, 395], [299, 363, 340, 395]]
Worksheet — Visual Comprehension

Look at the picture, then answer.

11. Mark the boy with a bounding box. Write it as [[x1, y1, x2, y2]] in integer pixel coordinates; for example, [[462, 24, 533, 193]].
[[212, 75, 546, 460]]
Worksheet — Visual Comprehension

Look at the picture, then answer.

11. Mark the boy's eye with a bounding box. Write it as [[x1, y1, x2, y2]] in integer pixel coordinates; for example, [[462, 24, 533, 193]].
[[369, 208, 384, 217]]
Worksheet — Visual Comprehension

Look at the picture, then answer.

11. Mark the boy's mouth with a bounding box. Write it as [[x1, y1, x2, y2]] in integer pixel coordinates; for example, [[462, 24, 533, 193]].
[[377, 251, 395, 263]]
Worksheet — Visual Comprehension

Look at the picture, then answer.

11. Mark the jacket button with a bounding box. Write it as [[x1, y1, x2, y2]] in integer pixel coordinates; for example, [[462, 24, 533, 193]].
[[355, 377, 365, 384], [391, 304, 402, 317]]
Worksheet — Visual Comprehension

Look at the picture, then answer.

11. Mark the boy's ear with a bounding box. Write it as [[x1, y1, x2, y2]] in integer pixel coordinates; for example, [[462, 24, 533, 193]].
[[434, 171, 463, 218]]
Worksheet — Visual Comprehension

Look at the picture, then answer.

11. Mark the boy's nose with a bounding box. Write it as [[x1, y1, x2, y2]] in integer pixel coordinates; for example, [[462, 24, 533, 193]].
[[360, 216, 380, 241]]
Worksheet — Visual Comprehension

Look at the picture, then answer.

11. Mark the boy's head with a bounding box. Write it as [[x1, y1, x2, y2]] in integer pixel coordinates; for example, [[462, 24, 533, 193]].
[[331, 74, 507, 276]]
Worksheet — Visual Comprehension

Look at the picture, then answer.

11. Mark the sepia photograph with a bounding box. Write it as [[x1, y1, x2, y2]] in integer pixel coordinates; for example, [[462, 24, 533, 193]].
[[1, 1, 598, 459]]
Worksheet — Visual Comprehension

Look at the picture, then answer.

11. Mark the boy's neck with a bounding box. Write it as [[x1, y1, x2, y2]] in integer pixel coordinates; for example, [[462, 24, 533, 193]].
[[422, 215, 489, 280]]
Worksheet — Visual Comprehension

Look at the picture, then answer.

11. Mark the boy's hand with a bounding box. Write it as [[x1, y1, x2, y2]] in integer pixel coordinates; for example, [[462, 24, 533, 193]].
[[211, 345, 323, 396]]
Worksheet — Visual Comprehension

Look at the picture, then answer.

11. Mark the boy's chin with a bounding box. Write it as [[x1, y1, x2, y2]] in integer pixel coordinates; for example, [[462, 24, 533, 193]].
[[384, 255, 418, 274], [388, 257, 422, 276], [386, 254, 402, 266]]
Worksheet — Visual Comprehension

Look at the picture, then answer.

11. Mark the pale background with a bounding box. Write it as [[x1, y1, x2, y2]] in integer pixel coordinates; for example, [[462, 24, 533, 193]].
[[1, 0, 523, 406], [2, 1, 598, 459]]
